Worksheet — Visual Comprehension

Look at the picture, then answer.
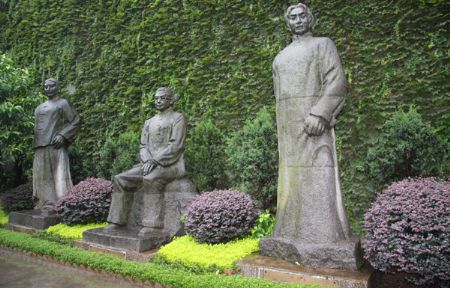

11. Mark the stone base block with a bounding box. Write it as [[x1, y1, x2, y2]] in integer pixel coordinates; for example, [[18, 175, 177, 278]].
[[73, 240, 157, 262], [237, 255, 373, 288], [260, 237, 363, 271], [6, 210, 60, 231], [83, 227, 169, 252], [126, 178, 198, 237]]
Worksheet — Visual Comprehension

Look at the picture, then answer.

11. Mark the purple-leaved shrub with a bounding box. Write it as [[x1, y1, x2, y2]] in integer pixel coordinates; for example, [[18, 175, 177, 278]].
[[363, 177, 449, 286], [185, 189, 260, 244], [55, 178, 113, 225]]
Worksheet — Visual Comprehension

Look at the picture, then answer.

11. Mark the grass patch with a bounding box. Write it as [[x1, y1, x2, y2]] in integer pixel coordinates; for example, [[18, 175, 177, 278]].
[[46, 222, 107, 239], [0, 228, 317, 288], [157, 236, 259, 271]]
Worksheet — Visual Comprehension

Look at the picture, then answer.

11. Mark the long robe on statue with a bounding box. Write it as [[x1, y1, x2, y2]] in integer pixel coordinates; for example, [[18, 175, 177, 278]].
[[33, 98, 80, 208], [272, 32, 350, 244]]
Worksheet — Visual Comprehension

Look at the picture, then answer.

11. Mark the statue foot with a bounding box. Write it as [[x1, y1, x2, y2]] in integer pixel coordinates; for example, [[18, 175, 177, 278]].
[[41, 205, 56, 216], [138, 227, 162, 237], [103, 223, 122, 232]]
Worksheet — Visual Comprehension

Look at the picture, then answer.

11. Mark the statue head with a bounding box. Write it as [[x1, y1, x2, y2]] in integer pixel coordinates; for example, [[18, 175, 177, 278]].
[[154, 87, 177, 111], [44, 78, 59, 98], [285, 3, 315, 36]]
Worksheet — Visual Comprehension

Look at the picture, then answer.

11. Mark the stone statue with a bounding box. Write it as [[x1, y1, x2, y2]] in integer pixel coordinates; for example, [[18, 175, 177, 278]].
[[33, 78, 80, 213], [104, 87, 190, 238], [260, 3, 362, 270]]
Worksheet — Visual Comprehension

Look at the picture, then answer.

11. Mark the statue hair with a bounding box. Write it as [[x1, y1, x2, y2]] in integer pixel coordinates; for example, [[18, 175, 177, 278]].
[[45, 78, 59, 87], [156, 87, 179, 102], [285, 3, 315, 31]]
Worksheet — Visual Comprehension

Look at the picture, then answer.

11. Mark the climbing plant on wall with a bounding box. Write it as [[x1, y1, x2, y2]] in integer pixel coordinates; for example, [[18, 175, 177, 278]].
[[1, 0, 448, 232]]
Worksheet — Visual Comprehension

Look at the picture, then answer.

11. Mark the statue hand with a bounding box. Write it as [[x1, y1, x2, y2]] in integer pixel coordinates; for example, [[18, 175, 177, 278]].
[[51, 135, 65, 148], [142, 160, 157, 175], [304, 115, 327, 136]]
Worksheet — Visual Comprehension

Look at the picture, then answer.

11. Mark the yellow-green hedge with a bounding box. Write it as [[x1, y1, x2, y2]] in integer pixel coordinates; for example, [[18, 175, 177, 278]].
[[46, 222, 107, 239], [157, 235, 259, 270]]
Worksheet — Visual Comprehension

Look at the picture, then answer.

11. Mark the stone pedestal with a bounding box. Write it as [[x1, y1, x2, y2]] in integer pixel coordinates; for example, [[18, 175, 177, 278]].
[[260, 237, 362, 271], [83, 178, 198, 252], [83, 227, 168, 252], [237, 255, 372, 288], [6, 210, 60, 232]]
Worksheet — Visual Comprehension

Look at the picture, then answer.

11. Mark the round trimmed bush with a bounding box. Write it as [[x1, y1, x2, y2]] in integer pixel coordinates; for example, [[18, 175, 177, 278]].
[[363, 177, 449, 286], [55, 178, 113, 225], [0, 183, 34, 213], [185, 189, 260, 244]]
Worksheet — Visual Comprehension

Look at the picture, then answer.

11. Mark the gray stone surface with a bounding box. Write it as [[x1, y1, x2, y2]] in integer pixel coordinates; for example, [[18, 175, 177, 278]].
[[0, 247, 142, 288], [7, 209, 60, 230], [260, 237, 362, 271], [83, 227, 169, 252], [265, 3, 362, 270], [126, 179, 198, 235], [237, 254, 372, 288], [33, 78, 80, 212]]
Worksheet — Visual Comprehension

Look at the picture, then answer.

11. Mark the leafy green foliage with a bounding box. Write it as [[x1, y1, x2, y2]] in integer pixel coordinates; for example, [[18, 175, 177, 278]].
[[226, 108, 278, 211], [97, 131, 139, 180], [31, 230, 75, 246], [0, 228, 312, 288], [185, 119, 227, 192], [0, 54, 45, 191], [250, 210, 275, 239], [2, 1, 449, 233], [366, 107, 449, 189], [157, 235, 259, 271], [46, 222, 107, 239]]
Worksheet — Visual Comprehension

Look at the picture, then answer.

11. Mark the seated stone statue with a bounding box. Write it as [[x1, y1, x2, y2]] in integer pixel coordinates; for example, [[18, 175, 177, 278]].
[[104, 87, 190, 237]]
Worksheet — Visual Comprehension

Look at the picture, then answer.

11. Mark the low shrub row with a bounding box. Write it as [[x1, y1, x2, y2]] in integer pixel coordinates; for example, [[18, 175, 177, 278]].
[[157, 235, 259, 271], [46, 222, 107, 239], [0, 229, 314, 288]]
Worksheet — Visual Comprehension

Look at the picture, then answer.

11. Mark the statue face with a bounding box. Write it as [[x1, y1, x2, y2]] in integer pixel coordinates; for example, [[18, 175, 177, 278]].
[[44, 80, 58, 98], [154, 91, 172, 111], [287, 7, 310, 35]]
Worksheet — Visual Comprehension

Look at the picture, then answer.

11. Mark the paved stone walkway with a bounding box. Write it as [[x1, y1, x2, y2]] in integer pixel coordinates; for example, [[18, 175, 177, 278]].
[[0, 248, 142, 288]]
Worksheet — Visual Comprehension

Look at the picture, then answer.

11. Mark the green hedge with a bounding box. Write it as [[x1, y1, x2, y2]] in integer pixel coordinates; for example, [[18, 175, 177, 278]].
[[1, 1, 448, 232], [0, 228, 315, 288]]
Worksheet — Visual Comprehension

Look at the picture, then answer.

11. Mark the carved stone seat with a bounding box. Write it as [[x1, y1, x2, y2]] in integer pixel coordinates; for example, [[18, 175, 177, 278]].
[[83, 177, 198, 252]]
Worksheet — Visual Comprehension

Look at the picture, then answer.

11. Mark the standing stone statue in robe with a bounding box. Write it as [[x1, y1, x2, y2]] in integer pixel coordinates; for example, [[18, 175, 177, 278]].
[[104, 87, 191, 237], [33, 78, 80, 214], [260, 3, 362, 270]]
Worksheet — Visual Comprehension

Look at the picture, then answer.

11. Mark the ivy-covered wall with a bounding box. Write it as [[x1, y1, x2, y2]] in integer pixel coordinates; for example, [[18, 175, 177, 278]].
[[1, 1, 448, 230]]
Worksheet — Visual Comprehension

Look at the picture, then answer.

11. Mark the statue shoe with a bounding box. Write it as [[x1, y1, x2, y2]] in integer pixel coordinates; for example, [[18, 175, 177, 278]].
[[103, 223, 122, 232], [41, 205, 56, 216]]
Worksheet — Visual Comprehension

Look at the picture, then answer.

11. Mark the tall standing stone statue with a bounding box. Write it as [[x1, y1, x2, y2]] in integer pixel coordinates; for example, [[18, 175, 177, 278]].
[[33, 78, 80, 214], [83, 87, 198, 252], [260, 3, 362, 270]]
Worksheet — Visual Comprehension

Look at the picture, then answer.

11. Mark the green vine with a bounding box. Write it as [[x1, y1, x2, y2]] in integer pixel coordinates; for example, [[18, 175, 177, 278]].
[[1, 0, 448, 232]]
